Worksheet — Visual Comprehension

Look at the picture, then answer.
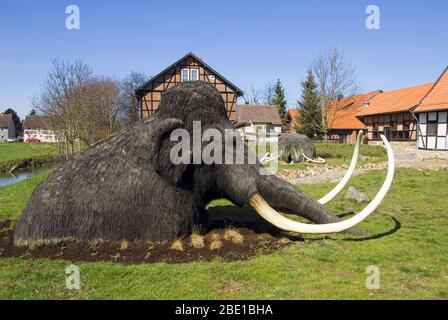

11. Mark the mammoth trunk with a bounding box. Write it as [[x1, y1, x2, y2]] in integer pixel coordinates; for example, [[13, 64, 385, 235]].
[[256, 174, 341, 224]]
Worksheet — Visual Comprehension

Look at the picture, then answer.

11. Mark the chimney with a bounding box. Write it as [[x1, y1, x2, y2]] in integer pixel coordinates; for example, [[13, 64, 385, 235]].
[[337, 94, 344, 101]]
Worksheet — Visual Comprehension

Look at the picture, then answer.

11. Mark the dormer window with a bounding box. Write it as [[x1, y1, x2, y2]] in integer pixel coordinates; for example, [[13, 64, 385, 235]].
[[181, 68, 189, 82]]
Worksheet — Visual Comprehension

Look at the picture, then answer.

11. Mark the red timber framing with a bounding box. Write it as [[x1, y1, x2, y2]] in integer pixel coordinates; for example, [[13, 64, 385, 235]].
[[135, 52, 244, 120]]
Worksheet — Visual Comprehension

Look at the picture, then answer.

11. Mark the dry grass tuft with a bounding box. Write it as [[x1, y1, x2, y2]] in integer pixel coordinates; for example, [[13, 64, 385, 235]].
[[277, 237, 291, 245], [210, 232, 221, 241], [190, 234, 205, 249], [145, 242, 155, 260], [170, 239, 184, 251], [16, 237, 76, 249], [120, 240, 129, 251], [224, 228, 244, 244], [210, 239, 223, 251]]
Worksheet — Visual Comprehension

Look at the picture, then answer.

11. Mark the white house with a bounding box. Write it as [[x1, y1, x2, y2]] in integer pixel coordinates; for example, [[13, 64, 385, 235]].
[[23, 115, 58, 143], [0, 113, 16, 141], [413, 67, 448, 150], [234, 105, 282, 142]]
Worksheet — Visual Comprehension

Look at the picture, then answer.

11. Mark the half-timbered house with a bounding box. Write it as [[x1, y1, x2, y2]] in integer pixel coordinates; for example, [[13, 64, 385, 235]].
[[413, 67, 448, 150], [355, 83, 433, 142], [135, 52, 244, 120]]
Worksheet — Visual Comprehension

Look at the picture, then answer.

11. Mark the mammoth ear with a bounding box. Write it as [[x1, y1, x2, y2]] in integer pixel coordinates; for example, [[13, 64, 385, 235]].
[[150, 118, 191, 186]]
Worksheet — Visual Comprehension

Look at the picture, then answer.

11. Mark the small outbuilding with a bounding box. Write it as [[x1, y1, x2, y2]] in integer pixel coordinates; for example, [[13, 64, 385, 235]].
[[23, 116, 58, 142], [284, 109, 301, 133], [0, 113, 16, 141], [234, 105, 282, 141]]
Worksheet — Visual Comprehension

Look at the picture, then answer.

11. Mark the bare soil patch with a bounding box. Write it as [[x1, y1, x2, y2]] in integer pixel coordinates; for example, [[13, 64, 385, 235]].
[[0, 220, 297, 264]]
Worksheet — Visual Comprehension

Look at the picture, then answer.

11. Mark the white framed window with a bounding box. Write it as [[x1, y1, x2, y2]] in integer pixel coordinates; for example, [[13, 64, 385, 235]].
[[191, 69, 199, 81], [181, 68, 189, 82]]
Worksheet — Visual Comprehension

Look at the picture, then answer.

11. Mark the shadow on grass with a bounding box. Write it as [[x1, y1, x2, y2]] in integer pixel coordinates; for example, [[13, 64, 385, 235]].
[[343, 217, 401, 242], [208, 205, 401, 243]]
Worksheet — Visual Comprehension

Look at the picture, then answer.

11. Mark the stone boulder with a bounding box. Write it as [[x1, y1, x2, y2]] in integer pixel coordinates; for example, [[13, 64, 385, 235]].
[[346, 186, 370, 203]]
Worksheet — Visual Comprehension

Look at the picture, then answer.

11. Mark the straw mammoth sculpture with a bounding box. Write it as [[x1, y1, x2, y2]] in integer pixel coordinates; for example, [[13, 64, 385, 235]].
[[278, 133, 326, 164], [15, 82, 395, 243]]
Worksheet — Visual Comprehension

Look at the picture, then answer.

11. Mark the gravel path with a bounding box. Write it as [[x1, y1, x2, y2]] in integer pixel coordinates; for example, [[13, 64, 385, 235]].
[[278, 143, 448, 185]]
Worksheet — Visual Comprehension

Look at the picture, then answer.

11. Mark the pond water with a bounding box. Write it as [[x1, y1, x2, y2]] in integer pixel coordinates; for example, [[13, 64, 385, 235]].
[[0, 167, 51, 187]]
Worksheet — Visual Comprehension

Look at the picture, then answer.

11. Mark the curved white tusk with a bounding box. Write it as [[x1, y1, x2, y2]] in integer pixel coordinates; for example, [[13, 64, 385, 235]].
[[302, 153, 326, 164], [317, 131, 363, 205], [249, 134, 395, 234], [260, 152, 270, 162]]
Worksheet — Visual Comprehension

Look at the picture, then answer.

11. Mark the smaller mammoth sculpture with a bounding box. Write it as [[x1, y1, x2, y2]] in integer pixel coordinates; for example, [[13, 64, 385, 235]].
[[278, 133, 325, 164]]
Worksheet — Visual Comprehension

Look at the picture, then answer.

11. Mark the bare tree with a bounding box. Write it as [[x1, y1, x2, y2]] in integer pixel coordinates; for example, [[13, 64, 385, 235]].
[[33, 59, 128, 156], [262, 82, 275, 105], [311, 47, 361, 137], [120, 71, 147, 124], [32, 59, 93, 157], [78, 77, 123, 145], [242, 82, 277, 105], [243, 84, 261, 104]]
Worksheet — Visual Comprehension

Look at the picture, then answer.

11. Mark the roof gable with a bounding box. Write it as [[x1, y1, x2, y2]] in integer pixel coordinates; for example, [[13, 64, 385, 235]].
[[0, 113, 13, 128], [286, 109, 301, 129], [23, 116, 49, 130], [135, 52, 244, 96], [413, 66, 448, 113]]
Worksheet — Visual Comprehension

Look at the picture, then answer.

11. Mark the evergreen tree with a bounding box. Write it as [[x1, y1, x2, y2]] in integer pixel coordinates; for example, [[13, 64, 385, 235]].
[[272, 79, 287, 118], [29, 109, 37, 116], [4, 108, 23, 137], [297, 70, 323, 138]]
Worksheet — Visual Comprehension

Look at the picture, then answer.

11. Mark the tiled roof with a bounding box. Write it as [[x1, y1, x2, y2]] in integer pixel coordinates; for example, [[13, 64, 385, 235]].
[[356, 83, 433, 117], [23, 116, 49, 130], [235, 105, 282, 125], [414, 67, 448, 113], [328, 91, 381, 129], [286, 109, 301, 129], [0, 113, 13, 128]]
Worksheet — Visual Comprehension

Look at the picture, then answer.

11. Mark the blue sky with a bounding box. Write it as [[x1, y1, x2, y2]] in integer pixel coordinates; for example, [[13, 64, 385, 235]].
[[0, 0, 447, 118]]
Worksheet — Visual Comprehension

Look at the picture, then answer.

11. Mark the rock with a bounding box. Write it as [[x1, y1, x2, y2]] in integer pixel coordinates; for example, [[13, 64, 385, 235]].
[[346, 186, 370, 203], [359, 155, 369, 161]]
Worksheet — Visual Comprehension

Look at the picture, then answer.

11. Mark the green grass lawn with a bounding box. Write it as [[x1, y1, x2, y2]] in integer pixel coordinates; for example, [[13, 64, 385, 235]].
[[278, 143, 387, 171], [0, 143, 59, 172], [0, 167, 447, 299]]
